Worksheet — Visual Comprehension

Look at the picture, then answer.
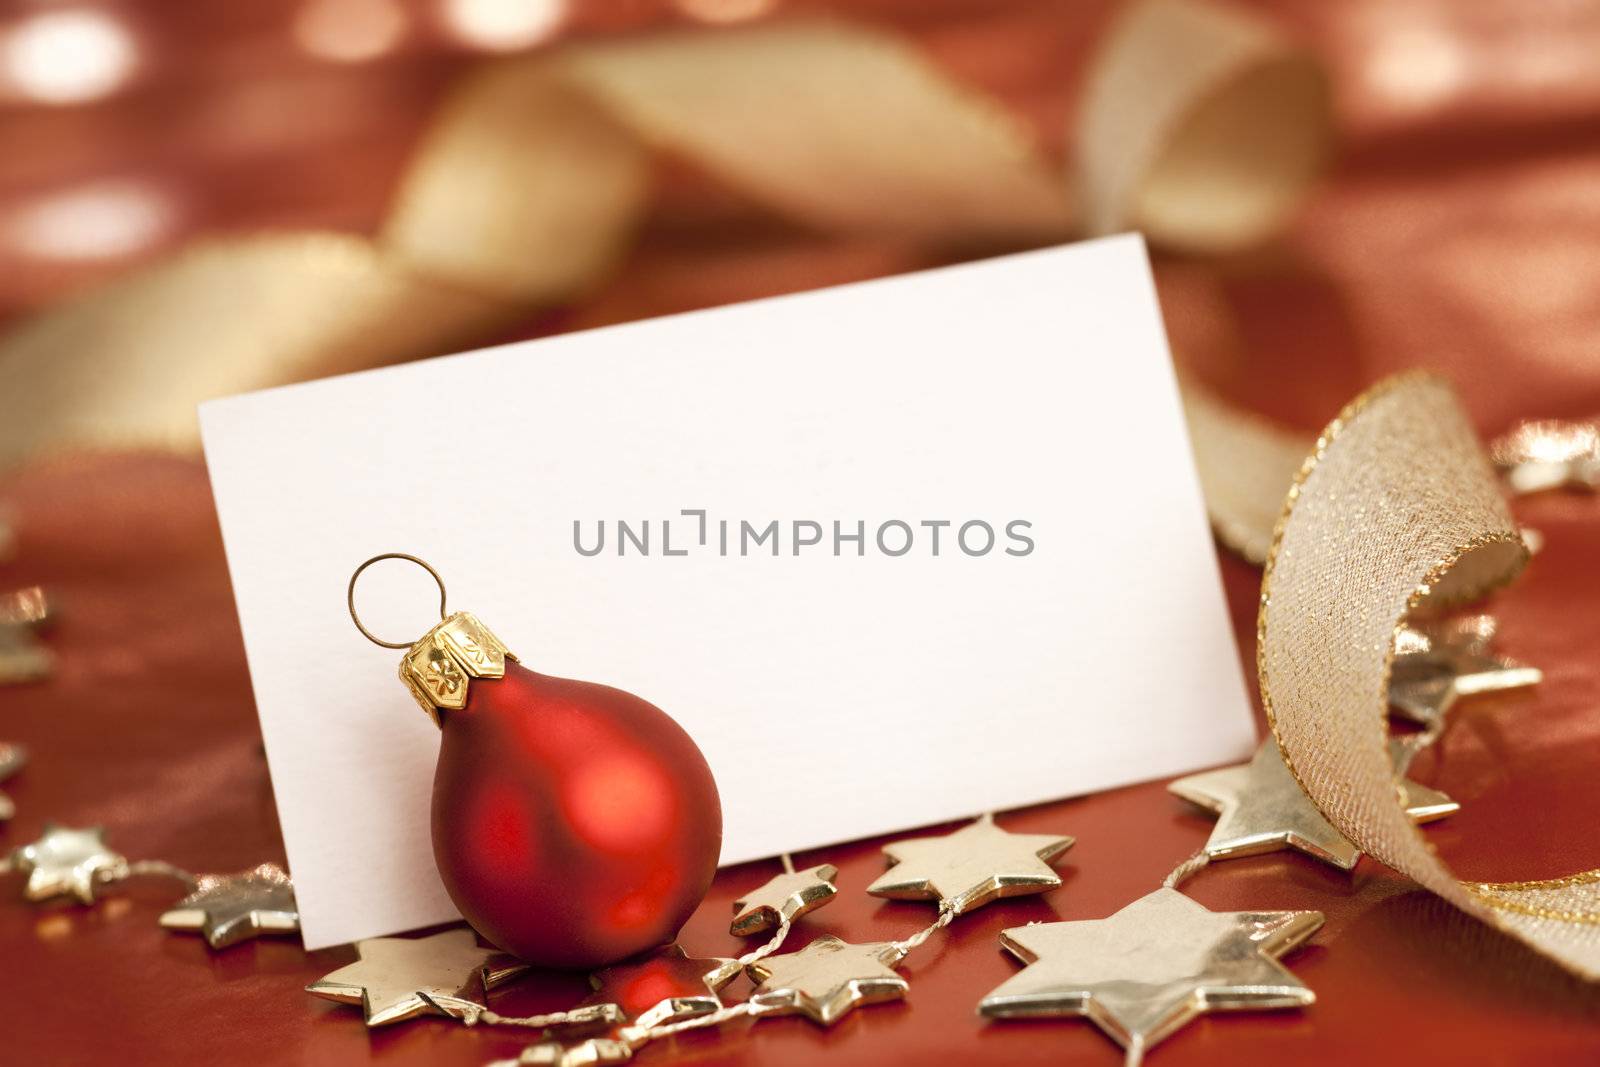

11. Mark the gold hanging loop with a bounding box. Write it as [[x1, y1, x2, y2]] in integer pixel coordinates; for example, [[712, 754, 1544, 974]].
[[347, 553, 449, 650]]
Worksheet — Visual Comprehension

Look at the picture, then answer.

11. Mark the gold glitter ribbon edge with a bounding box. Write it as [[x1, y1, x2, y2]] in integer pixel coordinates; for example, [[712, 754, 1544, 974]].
[[1259, 372, 1600, 979]]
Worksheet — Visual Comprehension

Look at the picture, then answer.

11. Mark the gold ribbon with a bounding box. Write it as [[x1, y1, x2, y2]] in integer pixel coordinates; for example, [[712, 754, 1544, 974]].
[[1077, 0, 1329, 249], [1181, 376, 1312, 564], [0, 1, 1328, 467], [1259, 374, 1600, 979]]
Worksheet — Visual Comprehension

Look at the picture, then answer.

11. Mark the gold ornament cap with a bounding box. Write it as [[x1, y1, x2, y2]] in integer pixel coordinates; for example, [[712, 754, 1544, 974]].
[[348, 555, 518, 728]]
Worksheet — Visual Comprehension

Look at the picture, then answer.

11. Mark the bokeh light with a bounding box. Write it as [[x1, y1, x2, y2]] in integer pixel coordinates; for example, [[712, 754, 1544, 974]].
[[2, 10, 137, 105], [294, 0, 407, 63], [440, 0, 565, 52], [1362, 25, 1468, 111], [6, 179, 174, 261], [674, 0, 776, 24]]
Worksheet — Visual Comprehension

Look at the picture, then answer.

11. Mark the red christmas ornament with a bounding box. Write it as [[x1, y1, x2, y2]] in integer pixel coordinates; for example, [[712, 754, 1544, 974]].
[[349, 555, 722, 969]]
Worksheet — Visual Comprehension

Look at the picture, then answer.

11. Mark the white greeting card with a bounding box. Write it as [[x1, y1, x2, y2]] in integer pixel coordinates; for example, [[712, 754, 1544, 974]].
[[200, 234, 1255, 951]]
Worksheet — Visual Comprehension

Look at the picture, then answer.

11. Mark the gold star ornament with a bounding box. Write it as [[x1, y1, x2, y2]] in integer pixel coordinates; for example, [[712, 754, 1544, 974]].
[[980, 887, 1322, 1063], [747, 935, 909, 1025], [867, 813, 1073, 914], [731, 862, 838, 935], [6, 823, 128, 903], [306, 928, 528, 1026], [1169, 738, 1456, 871], [159, 863, 300, 949], [0, 742, 24, 821], [1389, 616, 1541, 728]]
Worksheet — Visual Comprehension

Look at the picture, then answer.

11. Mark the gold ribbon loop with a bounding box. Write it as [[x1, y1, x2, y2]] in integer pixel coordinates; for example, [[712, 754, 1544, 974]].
[[1080, 0, 1331, 249], [0, 233, 514, 461], [556, 20, 1078, 240], [1260, 373, 1600, 978], [385, 65, 650, 302]]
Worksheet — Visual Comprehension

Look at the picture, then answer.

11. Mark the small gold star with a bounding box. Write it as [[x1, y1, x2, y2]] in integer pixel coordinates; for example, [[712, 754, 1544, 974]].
[[1169, 738, 1457, 871], [747, 935, 908, 1026], [980, 887, 1322, 1063], [159, 863, 300, 949], [731, 863, 838, 935], [7, 823, 128, 903], [1389, 616, 1541, 728], [867, 813, 1073, 914], [306, 928, 528, 1026], [0, 742, 25, 821]]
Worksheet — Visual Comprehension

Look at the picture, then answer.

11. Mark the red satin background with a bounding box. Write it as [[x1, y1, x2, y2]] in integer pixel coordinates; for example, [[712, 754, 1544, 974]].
[[4, 0, 1600, 1064]]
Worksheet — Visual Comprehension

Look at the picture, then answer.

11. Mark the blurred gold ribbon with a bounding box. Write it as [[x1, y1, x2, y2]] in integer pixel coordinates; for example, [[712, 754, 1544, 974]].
[[0, 0, 1329, 467], [1260, 374, 1600, 979], [1182, 376, 1312, 563]]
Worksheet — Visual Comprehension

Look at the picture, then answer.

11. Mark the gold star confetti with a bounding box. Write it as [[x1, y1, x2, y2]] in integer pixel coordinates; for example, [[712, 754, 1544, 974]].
[[571, 944, 737, 1030], [980, 887, 1322, 1064], [0, 586, 52, 686], [1490, 417, 1600, 493], [1389, 616, 1542, 728], [159, 863, 300, 949], [306, 928, 528, 1026], [0, 742, 25, 821], [731, 862, 838, 935], [0, 585, 48, 627], [1168, 738, 1456, 871], [867, 813, 1073, 914], [0, 638, 50, 685], [747, 935, 908, 1026], [6, 823, 128, 904]]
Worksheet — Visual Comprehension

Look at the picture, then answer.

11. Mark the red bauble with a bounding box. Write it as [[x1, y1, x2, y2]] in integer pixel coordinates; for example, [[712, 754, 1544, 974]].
[[430, 660, 722, 969]]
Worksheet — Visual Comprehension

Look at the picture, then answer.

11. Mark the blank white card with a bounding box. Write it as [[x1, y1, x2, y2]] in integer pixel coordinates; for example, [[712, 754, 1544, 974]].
[[200, 234, 1255, 951]]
